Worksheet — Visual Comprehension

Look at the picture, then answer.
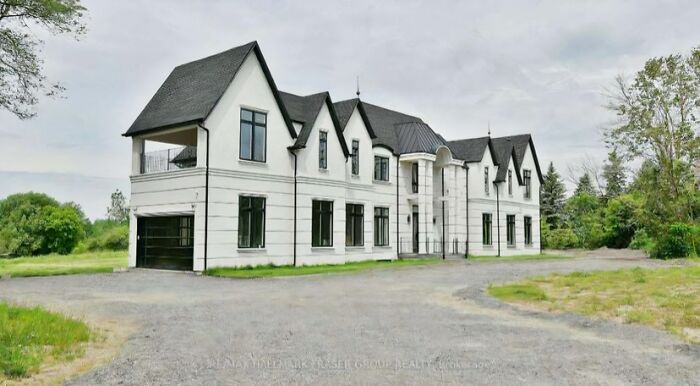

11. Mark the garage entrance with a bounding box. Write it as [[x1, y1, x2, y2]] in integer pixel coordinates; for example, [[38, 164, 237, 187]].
[[136, 216, 194, 271]]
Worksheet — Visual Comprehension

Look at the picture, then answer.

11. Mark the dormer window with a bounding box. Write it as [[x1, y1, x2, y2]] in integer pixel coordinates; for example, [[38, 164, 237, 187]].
[[319, 131, 328, 169], [508, 170, 513, 196], [374, 156, 389, 181], [240, 108, 266, 162], [351, 140, 359, 175], [484, 167, 489, 195]]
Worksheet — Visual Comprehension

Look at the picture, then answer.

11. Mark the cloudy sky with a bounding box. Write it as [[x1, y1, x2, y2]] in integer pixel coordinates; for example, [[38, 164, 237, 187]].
[[1, 0, 698, 218]]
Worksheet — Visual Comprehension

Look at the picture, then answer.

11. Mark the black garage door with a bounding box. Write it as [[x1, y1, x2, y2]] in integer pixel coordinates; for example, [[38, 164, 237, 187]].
[[136, 216, 194, 271]]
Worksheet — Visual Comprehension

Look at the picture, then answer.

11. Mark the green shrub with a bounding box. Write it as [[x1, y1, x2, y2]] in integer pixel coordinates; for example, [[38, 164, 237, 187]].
[[603, 194, 643, 248], [652, 223, 694, 259], [546, 228, 579, 249], [84, 225, 129, 251], [629, 229, 654, 253]]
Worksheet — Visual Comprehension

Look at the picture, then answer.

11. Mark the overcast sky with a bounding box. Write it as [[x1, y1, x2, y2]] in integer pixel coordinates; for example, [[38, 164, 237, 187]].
[[1, 0, 698, 218]]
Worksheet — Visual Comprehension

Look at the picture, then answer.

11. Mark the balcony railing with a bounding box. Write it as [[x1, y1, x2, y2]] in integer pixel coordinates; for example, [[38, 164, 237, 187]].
[[141, 146, 197, 174]]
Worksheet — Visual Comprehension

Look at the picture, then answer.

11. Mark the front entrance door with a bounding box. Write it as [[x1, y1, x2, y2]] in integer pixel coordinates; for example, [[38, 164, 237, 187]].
[[412, 205, 419, 253]]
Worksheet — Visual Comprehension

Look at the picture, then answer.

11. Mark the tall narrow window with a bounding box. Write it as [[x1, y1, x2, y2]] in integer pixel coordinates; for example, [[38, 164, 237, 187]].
[[524, 169, 532, 199], [482, 213, 492, 245], [351, 140, 359, 175], [240, 109, 266, 162], [345, 204, 364, 246], [484, 167, 490, 195], [508, 170, 513, 196], [507, 215, 515, 246], [312, 200, 333, 247], [524, 216, 532, 245], [374, 207, 390, 246], [238, 196, 265, 248], [374, 156, 389, 181], [319, 131, 328, 169], [411, 163, 419, 193]]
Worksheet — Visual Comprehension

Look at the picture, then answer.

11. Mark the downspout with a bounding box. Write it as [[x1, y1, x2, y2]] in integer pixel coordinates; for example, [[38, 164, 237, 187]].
[[495, 183, 501, 257], [441, 168, 445, 260], [396, 155, 399, 259], [465, 165, 469, 258], [292, 150, 298, 266], [198, 124, 210, 272]]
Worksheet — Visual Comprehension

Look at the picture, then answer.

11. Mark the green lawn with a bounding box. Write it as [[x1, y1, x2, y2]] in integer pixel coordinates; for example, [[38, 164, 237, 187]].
[[488, 264, 700, 343], [0, 251, 128, 278], [467, 253, 572, 262], [0, 302, 92, 379], [205, 258, 442, 278]]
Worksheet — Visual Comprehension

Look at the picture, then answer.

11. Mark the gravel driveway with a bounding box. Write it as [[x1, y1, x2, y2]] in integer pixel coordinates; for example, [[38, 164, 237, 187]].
[[0, 254, 697, 385]]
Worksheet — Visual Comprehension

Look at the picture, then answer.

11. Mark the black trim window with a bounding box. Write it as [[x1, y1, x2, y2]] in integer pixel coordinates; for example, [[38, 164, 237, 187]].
[[411, 162, 419, 193], [345, 204, 364, 246], [351, 140, 359, 175], [312, 200, 333, 247], [374, 156, 389, 181], [508, 170, 513, 196], [319, 131, 328, 169], [524, 169, 532, 199], [240, 109, 266, 162], [374, 207, 390, 246], [484, 167, 489, 195], [524, 216, 532, 245], [482, 213, 492, 245], [507, 215, 515, 246], [238, 196, 265, 248]]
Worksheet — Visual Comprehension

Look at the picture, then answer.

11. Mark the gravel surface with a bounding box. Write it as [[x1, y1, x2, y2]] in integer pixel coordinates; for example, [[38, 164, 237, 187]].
[[0, 253, 697, 385]]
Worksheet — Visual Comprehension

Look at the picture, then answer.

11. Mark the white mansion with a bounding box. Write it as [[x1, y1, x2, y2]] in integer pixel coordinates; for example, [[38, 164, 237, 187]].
[[124, 41, 543, 271]]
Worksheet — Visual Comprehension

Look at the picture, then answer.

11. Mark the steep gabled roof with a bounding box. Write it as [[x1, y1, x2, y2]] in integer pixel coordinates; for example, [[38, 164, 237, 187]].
[[358, 101, 424, 154], [282, 91, 350, 157], [491, 134, 543, 184], [449, 137, 490, 163], [333, 98, 377, 139], [124, 41, 296, 138]]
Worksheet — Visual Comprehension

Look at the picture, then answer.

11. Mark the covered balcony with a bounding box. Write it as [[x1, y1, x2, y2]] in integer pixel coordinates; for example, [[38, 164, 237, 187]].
[[132, 127, 201, 175]]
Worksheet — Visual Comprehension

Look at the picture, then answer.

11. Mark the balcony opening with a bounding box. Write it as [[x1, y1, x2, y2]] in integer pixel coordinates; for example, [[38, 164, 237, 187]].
[[140, 128, 197, 174]]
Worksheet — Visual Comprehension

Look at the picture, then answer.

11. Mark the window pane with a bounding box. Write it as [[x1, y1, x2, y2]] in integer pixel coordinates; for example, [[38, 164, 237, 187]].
[[253, 125, 266, 161], [255, 112, 266, 124], [240, 122, 252, 160], [241, 109, 253, 121]]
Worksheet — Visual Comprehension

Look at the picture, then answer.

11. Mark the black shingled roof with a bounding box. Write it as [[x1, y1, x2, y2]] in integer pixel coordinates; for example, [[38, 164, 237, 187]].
[[449, 137, 491, 163], [123, 41, 296, 138]]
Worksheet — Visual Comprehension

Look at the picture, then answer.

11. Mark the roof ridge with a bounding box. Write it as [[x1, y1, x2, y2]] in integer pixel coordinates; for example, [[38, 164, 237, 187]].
[[173, 41, 257, 69], [360, 101, 423, 121]]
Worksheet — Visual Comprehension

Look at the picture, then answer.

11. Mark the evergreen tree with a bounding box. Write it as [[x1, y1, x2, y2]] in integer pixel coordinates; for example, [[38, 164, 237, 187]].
[[575, 173, 597, 196], [602, 149, 626, 198], [541, 162, 566, 228]]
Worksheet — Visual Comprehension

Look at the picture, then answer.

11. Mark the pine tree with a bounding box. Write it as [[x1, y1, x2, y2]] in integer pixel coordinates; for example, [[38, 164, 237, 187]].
[[541, 162, 566, 228], [575, 173, 596, 196], [602, 149, 626, 198]]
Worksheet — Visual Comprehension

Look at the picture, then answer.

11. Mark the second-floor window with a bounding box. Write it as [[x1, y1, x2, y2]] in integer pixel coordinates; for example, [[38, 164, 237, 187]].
[[524, 169, 532, 199], [411, 163, 419, 193], [312, 200, 333, 247], [240, 109, 266, 162], [238, 196, 265, 248], [351, 140, 359, 175], [319, 131, 328, 169], [484, 167, 489, 195], [508, 170, 513, 196], [345, 203, 363, 246], [374, 207, 389, 246], [374, 156, 389, 181]]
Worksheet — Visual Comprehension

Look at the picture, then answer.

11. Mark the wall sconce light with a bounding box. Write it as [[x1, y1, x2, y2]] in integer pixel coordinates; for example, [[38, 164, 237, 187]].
[[432, 217, 437, 224], [407, 215, 411, 223]]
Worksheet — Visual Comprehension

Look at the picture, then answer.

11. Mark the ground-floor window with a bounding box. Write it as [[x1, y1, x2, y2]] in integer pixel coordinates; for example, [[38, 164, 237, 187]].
[[346, 203, 364, 246], [524, 216, 532, 245], [374, 207, 389, 246], [482, 213, 492, 245], [507, 215, 516, 246], [312, 200, 333, 247], [238, 196, 265, 248]]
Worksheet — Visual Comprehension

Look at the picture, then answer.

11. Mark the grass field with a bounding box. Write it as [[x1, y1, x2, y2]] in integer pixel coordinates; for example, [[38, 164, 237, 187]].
[[467, 253, 573, 262], [205, 258, 442, 278], [0, 251, 128, 278], [488, 264, 700, 343], [0, 302, 92, 379]]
